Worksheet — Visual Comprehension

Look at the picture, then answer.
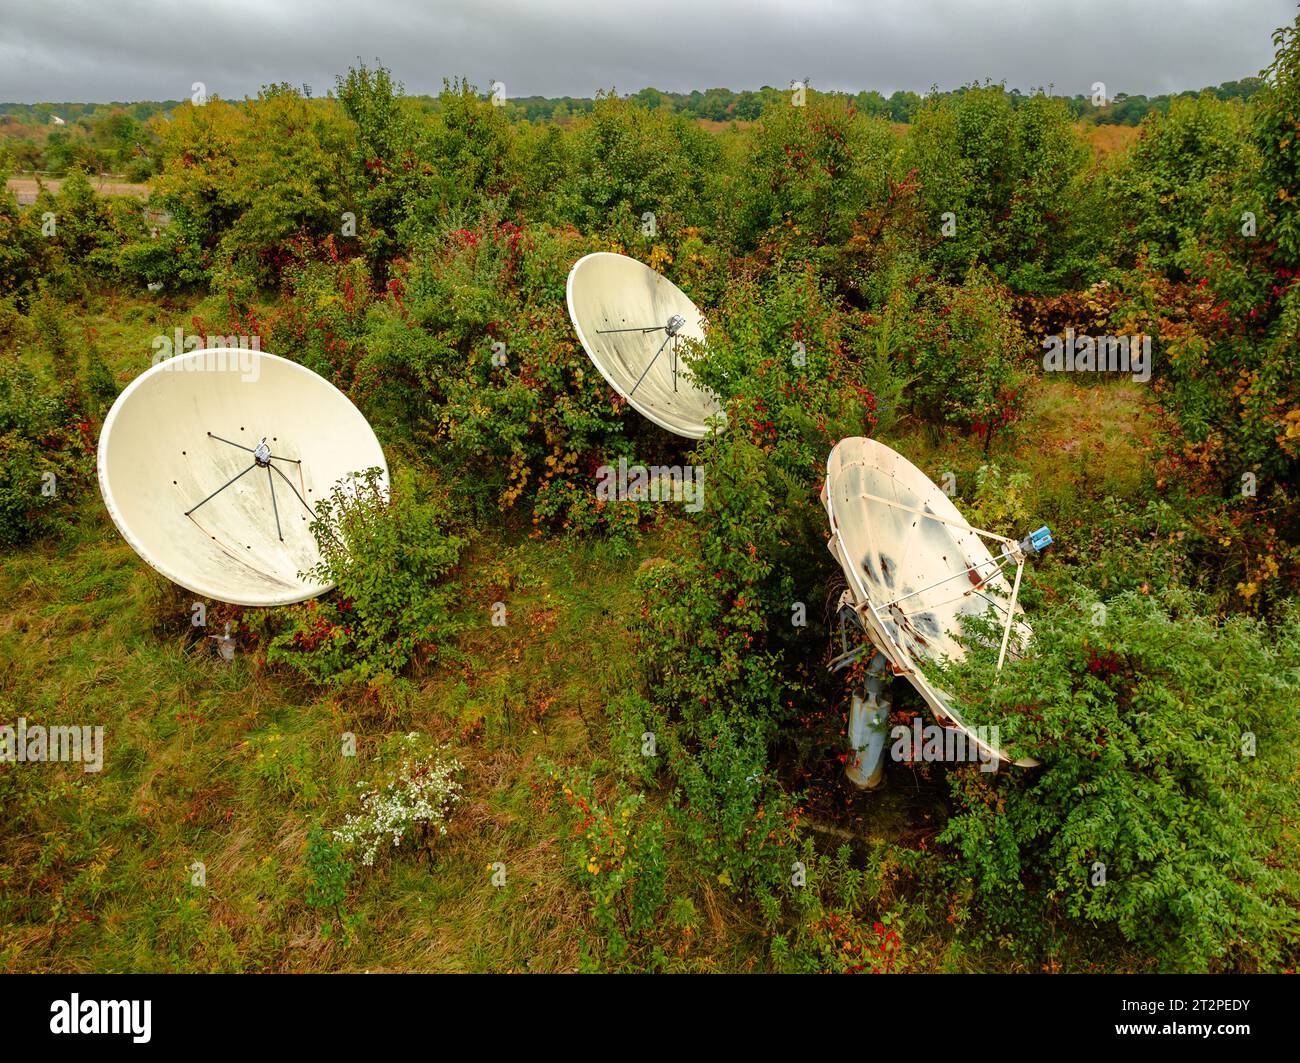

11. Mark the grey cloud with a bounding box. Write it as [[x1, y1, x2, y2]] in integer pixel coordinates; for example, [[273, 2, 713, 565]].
[[0, 0, 1291, 103]]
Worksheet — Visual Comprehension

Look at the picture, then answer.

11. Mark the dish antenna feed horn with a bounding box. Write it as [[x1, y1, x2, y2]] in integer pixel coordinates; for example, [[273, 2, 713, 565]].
[[822, 437, 1052, 790]]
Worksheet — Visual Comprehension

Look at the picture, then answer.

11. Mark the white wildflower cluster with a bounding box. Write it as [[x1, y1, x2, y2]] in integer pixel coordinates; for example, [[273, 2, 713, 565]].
[[333, 733, 464, 866]]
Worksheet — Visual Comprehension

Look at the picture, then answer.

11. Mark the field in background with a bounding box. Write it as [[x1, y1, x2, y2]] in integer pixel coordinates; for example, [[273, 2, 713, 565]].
[[1080, 123, 1141, 157], [5, 176, 151, 205]]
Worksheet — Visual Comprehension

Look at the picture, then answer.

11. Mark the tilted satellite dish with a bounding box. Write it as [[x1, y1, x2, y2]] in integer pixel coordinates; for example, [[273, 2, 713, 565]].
[[566, 252, 725, 439], [821, 437, 1052, 787], [98, 348, 388, 607]]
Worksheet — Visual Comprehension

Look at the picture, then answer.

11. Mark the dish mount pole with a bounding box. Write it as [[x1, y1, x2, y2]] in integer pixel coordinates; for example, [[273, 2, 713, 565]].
[[831, 593, 892, 790], [827, 526, 1053, 790]]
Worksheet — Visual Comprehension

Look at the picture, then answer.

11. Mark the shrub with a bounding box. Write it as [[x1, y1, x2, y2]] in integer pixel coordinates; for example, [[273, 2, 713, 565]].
[[552, 93, 721, 240], [148, 88, 356, 290], [775, 909, 904, 974], [7, 170, 150, 299], [266, 466, 464, 686], [0, 166, 46, 306], [730, 91, 909, 290], [357, 215, 637, 530], [1108, 93, 1254, 271], [78, 339, 119, 419], [531, 474, 644, 553], [934, 585, 1300, 971], [304, 821, 353, 915], [637, 266, 870, 740], [399, 79, 521, 243], [547, 764, 669, 971], [0, 296, 30, 347], [29, 285, 72, 366], [907, 85, 1093, 292], [219, 87, 356, 288], [961, 462, 1034, 537], [657, 709, 799, 898], [334, 61, 424, 270], [897, 265, 1031, 448], [266, 250, 376, 392], [629, 266, 873, 899], [767, 840, 909, 973], [333, 733, 464, 867], [1100, 17, 1300, 608], [0, 356, 86, 546]]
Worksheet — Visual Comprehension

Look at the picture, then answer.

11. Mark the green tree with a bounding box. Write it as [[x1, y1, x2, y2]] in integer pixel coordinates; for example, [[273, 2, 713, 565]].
[[907, 84, 1092, 291], [1108, 93, 1253, 270], [554, 92, 721, 239]]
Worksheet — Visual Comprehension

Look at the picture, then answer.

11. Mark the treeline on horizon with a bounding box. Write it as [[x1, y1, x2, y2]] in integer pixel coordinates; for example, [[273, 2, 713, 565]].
[[0, 76, 1267, 179]]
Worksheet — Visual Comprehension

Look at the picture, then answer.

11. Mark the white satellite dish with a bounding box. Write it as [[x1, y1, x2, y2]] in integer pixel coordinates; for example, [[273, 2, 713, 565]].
[[821, 437, 1051, 785], [566, 252, 725, 439], [98, 348, 388, 607]]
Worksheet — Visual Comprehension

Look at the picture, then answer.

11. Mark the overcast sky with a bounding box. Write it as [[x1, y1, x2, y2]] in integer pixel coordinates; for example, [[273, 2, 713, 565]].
[[0, 0, 1293, 104]]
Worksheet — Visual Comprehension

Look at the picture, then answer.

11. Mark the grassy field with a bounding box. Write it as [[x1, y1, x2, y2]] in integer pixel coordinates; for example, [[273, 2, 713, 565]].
[[4, 176, 152, 205], [0, 291, 1164, 973]]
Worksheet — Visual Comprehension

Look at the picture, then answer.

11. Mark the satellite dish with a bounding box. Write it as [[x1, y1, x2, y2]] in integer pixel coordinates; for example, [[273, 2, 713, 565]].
[[566, 252, 725, 439], [98, 348, 388, 607], [821, 437, 1051, 784]]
